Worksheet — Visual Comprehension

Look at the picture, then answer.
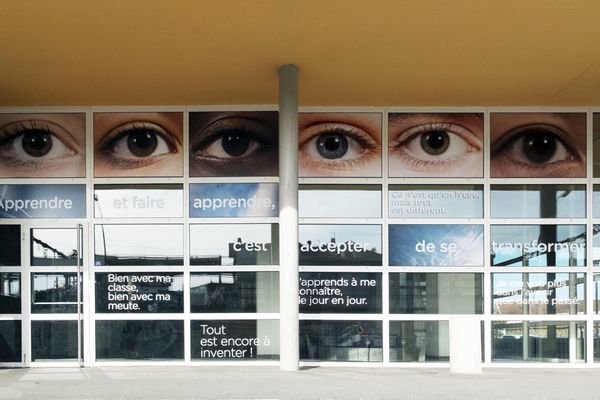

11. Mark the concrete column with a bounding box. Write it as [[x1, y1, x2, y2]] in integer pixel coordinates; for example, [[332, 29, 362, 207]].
[[449, 316, 482, 374], [278, 64, 299, 371]]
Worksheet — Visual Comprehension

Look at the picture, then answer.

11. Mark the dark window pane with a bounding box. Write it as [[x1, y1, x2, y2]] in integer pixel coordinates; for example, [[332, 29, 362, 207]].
[[190, 224, 278, 266], [94, 224, 183, 266], [300, 320, 382, 362], [31, 320, 78, 361], [390, 321, 449, 362], [190, 272, 278, 313], [0, 320, 21, 362], [0, 273, 21, 313], [31, 228, 82, 266], [0, 225, 20, 266], [300, 185, 381, 218], [389, 273, 483, 314], [492, 321, 585, 362], [299, 225, 382, 266], [95, 272, 184, 313], [299, 272, 381, 313], [95, 320, 183, 360], [31, 273, 80, 313], [493, 273, 585, 315], [191, 320, 279, 360], [389, 185, 483, 219], [94, 184, 184, 218], [492, 185, 585, 219]]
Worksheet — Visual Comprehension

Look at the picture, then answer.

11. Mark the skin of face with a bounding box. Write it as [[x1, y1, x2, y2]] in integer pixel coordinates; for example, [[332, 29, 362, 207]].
[[490, 113, 586, 178], [189, 111, 278, 177], [299, 113, 382, 177], [0, 113, 86, 178], [94, 112, 183, 177], [388, 113, 484, 178]]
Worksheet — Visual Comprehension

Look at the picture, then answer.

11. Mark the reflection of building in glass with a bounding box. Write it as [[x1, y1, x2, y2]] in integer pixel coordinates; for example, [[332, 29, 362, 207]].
[[299, 238, 381, 266]]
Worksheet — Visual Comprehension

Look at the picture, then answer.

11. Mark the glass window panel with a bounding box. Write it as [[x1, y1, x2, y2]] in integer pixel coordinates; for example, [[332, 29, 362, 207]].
[[594, 323, 600, 362], [95, 272, 184, 313], [389, 321, 449, 362], [593, 113, 600, 177], [492, 321, 585, 362], [31, 320, 78, 361], [493, 273, 585, 315], [0, 320, 21, 362], [94, 224, 183, 266], [31, 273, 80, 313], [191, 320, 279, 360], [389, 185, 483, 219], [95, 320, 184, 360], [389, 273, 483, 314], [389, 224, 483, 267], [591, 274, 600, 314], [0, 273, 21, 314], [299, 272, 381, 314], [299, 185, 381, 218], [0, 225, 20, 266], [492, 185, 585, 219], [491, 225, 586, 267], [94, 184, 183, 218], [299, 225, 382, 266], [300, 320, 382, 362], [31, 228, 82, 267], [190, 272, 278, 313], [190, 224, 278, 266]]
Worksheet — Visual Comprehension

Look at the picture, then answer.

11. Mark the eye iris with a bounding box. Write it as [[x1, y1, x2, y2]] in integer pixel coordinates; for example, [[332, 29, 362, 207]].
[[522, 132, 557, 164], [317, 133, 348, 159], [420, 130, 450, 155], [222, 132, 250, 156], [127, 130, 158, 157], [22, 130, 53, 157]]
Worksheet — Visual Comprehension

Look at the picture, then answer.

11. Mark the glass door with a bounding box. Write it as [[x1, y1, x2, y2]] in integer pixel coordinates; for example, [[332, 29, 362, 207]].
[[26, 223, 87, 366]]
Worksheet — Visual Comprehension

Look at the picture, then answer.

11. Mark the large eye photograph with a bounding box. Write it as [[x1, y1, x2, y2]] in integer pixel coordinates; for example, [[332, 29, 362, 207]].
[[189, 111, 278, 177], [388, 113, 483, 178], [0, 113, 86, 178], [299, 113, 382, 177], [490, 112, 586, 178], [94, 112, 183, 177]]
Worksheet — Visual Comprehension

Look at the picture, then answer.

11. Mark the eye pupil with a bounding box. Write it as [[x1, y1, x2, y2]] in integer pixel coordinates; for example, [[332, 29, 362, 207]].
[[127, 130, 158, 157], [522, 132, 557, 164], [22, 130, 53, 157], [317, 133, 348, 159], [420, 130, 450, 155], [222, 133, 250, 156]]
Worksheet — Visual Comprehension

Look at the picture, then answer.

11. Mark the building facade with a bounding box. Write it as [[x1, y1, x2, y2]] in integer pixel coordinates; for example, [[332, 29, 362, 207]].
[[0, 106, 598, 367]]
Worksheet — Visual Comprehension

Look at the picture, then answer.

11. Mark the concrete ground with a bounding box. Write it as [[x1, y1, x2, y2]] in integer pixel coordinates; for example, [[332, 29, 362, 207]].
[[0, 366, 598, 400]]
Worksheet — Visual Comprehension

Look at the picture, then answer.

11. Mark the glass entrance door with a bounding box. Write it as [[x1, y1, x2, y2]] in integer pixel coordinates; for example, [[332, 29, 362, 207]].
[[26, 223, 86, 366]]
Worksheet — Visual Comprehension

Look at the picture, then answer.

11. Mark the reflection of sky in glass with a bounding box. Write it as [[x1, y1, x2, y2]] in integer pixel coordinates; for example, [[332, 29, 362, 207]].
[[300, 188, 381, 218], [94, 225, 183, 257], [299, 225, 382, 253], [388, 186, 482, 219], [492, 185, 585, 218], [190, 224, 273, 259], [189, 183, 278, 217], [389, 224, 483, 266], [32, 228, 78, 259], [94, 186, 183, 218], [492, 273, 585, 314], [491, 225, 586, 266]]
